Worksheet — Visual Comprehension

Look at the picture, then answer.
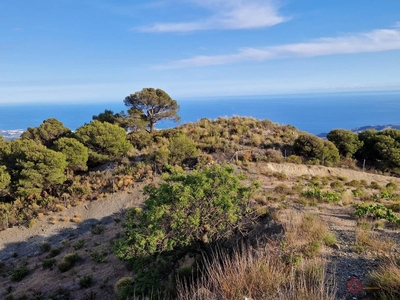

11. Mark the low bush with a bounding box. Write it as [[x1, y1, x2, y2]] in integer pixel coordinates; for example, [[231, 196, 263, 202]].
[[272, 172, 287, 181], [79, 274, 94, 288], [369, 181, 381, 190], [354, 203, 400, 224], [330, 181, 344, 190], [47, 247, 61, 258], [73, 240, 85, 250], [39, 242, 51, 252], [346, 180, 360, 187], [58, 253, 81, 272], [11, 267, 29, 281], [302, 188, 341, 204], [90, 224, 106, 235], [322, 232, 338, 246], [273, 184, 292, 195], [42, 258, 56, 269], [114, 277, 135, 300], [90, 251, 108, 263]]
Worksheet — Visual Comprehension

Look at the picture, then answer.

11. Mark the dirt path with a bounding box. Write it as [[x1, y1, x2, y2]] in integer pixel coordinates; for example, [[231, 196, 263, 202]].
[[261, 162, 400, 185], [0, 183, 148, 262], [312, 204, 399, 300]]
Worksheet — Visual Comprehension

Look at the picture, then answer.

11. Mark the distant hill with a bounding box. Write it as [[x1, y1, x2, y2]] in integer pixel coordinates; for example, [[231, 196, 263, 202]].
[[318, 124, 400, 138]]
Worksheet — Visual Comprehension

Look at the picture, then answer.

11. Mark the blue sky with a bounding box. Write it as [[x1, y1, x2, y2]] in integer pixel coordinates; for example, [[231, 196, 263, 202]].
[[1, 0, 400, 103]]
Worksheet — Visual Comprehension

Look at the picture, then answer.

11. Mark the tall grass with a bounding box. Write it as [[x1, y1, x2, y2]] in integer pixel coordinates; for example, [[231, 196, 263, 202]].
[[366, 257, 400, 299], [176, 243, 335, 300]]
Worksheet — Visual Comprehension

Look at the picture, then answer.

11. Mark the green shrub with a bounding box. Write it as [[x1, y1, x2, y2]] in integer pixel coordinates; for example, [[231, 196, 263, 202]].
[[346, 180, 360, 187], [114, 277, 135, 300], [90, 224, 106, 235], [352, 188, 365, 197], [114, 164, 260, 295], [320, 177, 330, 186], [58, 253, 81, 272], [42, 258, 56, 269], [273, 184, 292, 195], [330, 181, 344, 190], [39, 242, 51, 252], [79, 274, 94, 288], [302, 241, 321, 258], [90, 251, 108, 263], [47, 247, 61, 258], [27, 219, 36, 228], [370, 181, 381, 190], [302, 188, 341, 203], [354, 203, 400, 224], [64, 253, 81, 263], [272, 172, 287, 181], [49, 287, 71, 300], [322, 232, 338, 246], [11, 267, 29, 281], [73, 240, 85, 250], [381, 189, 394, 200], [286, 155, 302, 164], [57, 260, 72, 273]]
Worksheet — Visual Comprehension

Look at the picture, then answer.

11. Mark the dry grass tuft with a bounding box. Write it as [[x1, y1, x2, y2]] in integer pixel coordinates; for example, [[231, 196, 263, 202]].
[[70, 216, 82, 223], [176, 244, 335, 300], [280, 212, 335, 258], [59, 216, 69, 222], [54, 204, 65, 212], [354, 228, 395, 254], [366, 257, 400, 299]]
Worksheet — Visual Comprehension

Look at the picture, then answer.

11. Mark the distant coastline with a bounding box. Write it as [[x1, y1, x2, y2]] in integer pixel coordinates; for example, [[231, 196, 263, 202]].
[[0, 129, 24, 140], [1, 91, 400, 137]]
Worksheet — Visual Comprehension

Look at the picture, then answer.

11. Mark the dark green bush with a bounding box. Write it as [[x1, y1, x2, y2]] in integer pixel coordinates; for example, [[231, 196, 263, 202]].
[[90, 224, 106, 235], [11, 267, 29, 281], [42, 258, 56, 269], [79, 274, 94, 288]]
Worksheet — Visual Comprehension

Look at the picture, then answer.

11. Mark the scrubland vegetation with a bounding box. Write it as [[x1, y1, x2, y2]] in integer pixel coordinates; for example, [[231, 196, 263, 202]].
[[1, 88, 400, 299]]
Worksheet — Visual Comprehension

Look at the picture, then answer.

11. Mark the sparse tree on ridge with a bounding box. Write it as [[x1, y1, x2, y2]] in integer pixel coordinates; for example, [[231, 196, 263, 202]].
[[124, 88, 180, 133], [20, 118, 71, 147], [293, 134, 339, 165], [75, 120, 132, 165], [327, 129, 363, 158], [92, 109, 118, 124]]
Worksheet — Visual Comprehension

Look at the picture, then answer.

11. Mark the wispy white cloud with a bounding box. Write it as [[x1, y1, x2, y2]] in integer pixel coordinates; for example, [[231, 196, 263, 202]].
[[155, 26, 400, 69], [138, 0, 287, 32]]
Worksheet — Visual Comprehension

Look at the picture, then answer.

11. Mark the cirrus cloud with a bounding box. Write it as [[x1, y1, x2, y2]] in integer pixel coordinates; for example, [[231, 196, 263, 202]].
[[154, 26, 400, 69], [138, 0, 288, 32]]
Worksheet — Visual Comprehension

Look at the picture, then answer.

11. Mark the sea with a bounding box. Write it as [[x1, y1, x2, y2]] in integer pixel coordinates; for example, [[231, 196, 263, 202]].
[[1, 91, 400, 138]]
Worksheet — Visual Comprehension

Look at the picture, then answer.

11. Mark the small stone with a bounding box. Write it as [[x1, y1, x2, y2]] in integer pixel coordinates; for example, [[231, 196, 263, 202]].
[[331, 244, 340, 250]]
